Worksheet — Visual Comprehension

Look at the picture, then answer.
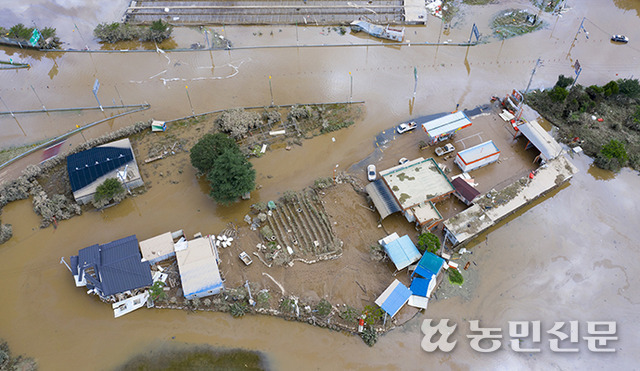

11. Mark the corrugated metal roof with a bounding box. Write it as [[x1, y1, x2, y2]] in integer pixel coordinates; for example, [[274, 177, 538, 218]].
[[67, 145, 133, 192], [382, 235, 422, 271], [451, 177, 480, 203], [456, 140, 500, 164], [375, 279, 412, 318], [176, 237, 224, 299], [413, 252, 444, 279], [517, 120, 563, 162], [421, 111, 472, 138], [72, 235, 153, 297], [365, 178, 401, 219]]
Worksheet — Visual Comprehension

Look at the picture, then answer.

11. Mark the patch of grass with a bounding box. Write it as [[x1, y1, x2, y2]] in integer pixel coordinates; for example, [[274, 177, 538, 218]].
[[314, 299, 332, 317]]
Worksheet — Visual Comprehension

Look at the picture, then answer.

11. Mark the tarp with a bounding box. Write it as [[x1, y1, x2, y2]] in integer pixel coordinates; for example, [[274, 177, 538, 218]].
[[413, 252, 445, 279], [517, 120, 563, 162], [375, 279, 412, 317], [382, 235, 421, 271], [365, 178, 402, 219]]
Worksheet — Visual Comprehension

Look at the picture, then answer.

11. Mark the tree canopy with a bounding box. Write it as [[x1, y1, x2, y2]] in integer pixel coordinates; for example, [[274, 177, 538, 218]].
[[189, 133, 240, 174], [417, 232, 440, 254], [206, 150, 256, 205], [93, 178, 126, 208]]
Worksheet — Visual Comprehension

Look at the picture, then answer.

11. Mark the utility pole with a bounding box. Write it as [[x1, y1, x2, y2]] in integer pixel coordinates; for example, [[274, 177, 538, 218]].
[[30, 85, 47, 112], [349, 72, 353, 103], [268, 75, 274, 106], [525, 58, 542, 93], [185, 85, 195, 115]]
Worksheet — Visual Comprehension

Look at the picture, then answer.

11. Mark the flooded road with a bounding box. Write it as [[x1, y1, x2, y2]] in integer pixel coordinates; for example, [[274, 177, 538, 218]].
[[1, 0, 640, 369]]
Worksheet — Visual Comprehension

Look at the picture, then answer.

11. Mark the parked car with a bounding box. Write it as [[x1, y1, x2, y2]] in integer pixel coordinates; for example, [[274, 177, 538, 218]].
[[399, 157, 408, 165], [367, 164, 377, 181], [435, 143, 455, 157], [396, 121, 417, 134], [611, 35, 629, 43]]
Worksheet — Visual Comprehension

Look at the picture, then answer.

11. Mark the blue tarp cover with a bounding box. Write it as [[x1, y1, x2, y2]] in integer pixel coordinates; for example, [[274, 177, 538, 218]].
[[410, 277, 430, 297], [383, 235, 421, 271], [375, 279, 412, 317], [413, 252, 445, 279]]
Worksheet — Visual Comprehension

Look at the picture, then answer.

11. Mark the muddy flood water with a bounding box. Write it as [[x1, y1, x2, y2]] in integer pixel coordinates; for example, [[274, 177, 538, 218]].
[[1, 0, 640, 369]]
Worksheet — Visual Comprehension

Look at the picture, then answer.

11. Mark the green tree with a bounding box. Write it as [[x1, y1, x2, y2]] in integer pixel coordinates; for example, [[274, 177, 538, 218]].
[[603, 80, 619, 97], [618, 78, 640, 98], [149, 281, 167, 301], [548, 86, 569, 102], [601, 139, 628, 161], [189, 133, 240, 174], [417, 232, 440, 254], [448, 268, 464, 285], [207, 150, 256, 205], [554, 74, 574, 89], [92, 178, 126, 208]]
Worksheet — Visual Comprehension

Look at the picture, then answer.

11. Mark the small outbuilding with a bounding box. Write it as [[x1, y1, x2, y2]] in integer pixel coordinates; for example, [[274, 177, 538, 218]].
[[451, 177, 480, 206], [66, 138, 143, 205], [175, 236, 224, 300], [454, 140, 500, 172], [139, 230, 184, 264], [375, 279, 412, 318], [378, 234, 422, 271]]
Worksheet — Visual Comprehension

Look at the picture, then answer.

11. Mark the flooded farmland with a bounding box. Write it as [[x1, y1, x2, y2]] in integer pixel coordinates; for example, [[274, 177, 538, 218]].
[[1, 0, 640, 369]]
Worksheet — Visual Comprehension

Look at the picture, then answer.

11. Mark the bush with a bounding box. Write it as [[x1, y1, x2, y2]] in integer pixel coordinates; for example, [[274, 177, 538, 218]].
[[361, 326, 378, 347], [314, 299, 332, 317], [279, 297, 296, 313], [618, 78, 640, 98], [0, 223, 12, 244], [215, 108, 262, 139], [548, 86, 569, 102], [92, 178, 126, 208], [147, 20, 172, 43], [601, 139, 628, 162], [555, 74, 574, 89], [190, 133, 239, 174], [448, 268, 464, 285], [150, 281, 167, 301], [362, 305, 383, 326], [230, 302, 249, 317], [603, 80, 619, 97], [417, 232, 440, 254], [339, 306, 358, 322], [94, 21, 173, 43]]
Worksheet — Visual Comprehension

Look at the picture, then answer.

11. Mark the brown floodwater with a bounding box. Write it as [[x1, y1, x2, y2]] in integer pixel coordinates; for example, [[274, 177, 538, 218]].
[[1, 0, 640, 369]]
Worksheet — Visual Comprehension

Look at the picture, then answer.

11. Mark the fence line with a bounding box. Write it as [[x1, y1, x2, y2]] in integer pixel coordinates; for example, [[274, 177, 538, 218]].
[[0, 103, 149, 116], [0, 104, 150, 170]]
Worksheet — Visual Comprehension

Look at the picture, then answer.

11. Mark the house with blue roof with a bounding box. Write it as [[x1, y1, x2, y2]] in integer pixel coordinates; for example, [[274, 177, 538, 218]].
[[70, 235, 153, 300], [66, 138, 143, 204]]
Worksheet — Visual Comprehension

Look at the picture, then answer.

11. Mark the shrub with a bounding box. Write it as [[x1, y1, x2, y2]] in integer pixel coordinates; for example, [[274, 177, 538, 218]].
[[339, 306, 358, 322], [94, 21, 173, 43], [448, 268, 464, 285], [279, 297, 296, 313], [618, 78, 640, 98], [555, 74, 574, 89], [315, 299, 332, 317], [548, 86, 569, 102], [260, 226, 274, 240], [92, 178, 126, 208], [149, 281, 167, 301], [215, 108, 262, 139], [362, 305, 383, 326], [361, 326, 378, 347], [256, 290, 270, 308], [147, 20, 172, 43], [603, 80, 619, 97], [417, 232, 440, 254], [287, 105, 310, 121], [601, 139, 628, 162], [0, 223, 12, 244], [230, 302, 249, 317]]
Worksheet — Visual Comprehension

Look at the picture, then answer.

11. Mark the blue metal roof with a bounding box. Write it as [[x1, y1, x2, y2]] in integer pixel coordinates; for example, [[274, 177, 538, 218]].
[[376, 280, 412, 318], [413, 252, 445, 279], [410, 277, 430, 297], [383, 235, 421, 271], [67, 145, 133, 192], [72, 235, 152, 297]]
